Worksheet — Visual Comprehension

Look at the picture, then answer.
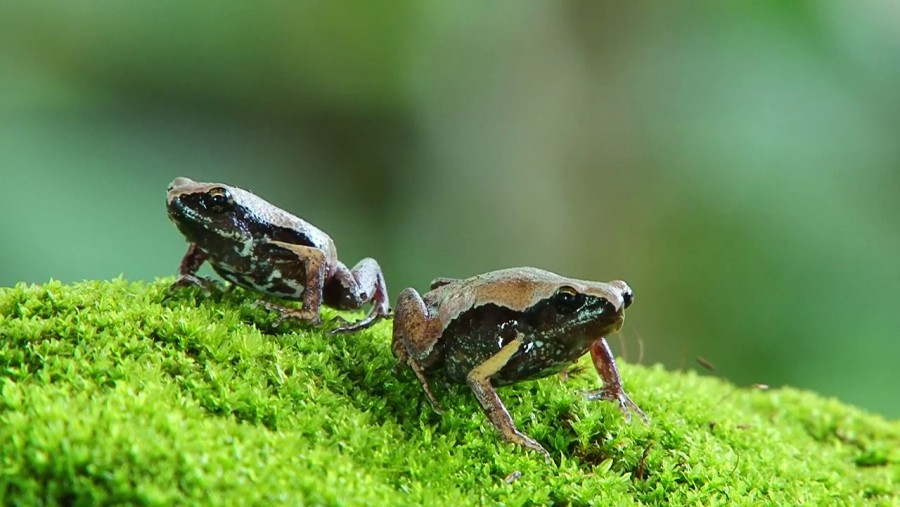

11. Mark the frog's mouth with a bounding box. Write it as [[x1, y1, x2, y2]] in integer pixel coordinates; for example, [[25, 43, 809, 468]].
[[605, 318, 624, 335], [571, 312, 624, 340], [546, 315, 622, 345], [167, 197, 222, 249]]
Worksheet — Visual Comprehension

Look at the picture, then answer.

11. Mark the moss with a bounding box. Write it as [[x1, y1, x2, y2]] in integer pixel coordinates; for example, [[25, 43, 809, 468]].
[[0, 279, 897, 506]]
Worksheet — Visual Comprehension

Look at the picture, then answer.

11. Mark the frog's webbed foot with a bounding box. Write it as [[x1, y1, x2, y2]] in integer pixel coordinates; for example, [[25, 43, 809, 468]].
[[165, 274, 218, 299], [254, 300, 321, 329], [328, 315, 351, 327], [329, 305, 391, 335], [168, 244, 214, 298], [327, 314, 363, 334], [583, 385, 649, 424], [586, 337, 649, 424]]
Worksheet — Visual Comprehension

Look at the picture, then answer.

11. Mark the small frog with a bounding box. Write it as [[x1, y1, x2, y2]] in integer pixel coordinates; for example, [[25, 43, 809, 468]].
[[166, 177, 390, 333], [392, 267, 646, 461]]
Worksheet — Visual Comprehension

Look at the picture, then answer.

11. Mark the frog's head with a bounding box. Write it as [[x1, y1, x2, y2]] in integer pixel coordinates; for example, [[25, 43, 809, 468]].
[[445, 268, 633, 344], [166, 177, 255, 249], [521, 278, 633, 343]]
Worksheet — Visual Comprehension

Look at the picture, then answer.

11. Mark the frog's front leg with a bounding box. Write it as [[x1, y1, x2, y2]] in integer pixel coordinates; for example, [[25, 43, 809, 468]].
[[467, 338, 553, 463], [583, 337, 648, 423], [169, 244, 216, 291], [323, 258, 390, 333], [261, 240, 327, 327]]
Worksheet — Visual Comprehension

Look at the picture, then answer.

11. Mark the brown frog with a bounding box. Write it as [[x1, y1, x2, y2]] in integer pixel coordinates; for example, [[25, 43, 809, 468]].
[[392, 267, 646, 461]]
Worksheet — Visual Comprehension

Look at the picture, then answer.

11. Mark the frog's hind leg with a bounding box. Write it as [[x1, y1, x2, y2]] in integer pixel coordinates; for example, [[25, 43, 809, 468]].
[[392, 288, 443, 413], [261, 240, 327, 327], [323, 258, 390, 333], [466, 338, 552, 462]]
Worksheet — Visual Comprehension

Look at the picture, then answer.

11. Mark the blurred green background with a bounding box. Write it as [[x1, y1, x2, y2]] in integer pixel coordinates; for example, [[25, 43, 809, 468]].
[[1, 2, 898, 418]]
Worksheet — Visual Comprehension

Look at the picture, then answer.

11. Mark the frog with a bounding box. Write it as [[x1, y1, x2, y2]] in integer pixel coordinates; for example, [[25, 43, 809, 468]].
[[166, 177, 390, 333], [392, 267, 646, 461]]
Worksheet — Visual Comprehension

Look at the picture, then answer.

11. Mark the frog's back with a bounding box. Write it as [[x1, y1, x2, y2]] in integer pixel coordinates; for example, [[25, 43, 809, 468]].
[[231, 186, 333, 251], [426, 267, 567, 329]]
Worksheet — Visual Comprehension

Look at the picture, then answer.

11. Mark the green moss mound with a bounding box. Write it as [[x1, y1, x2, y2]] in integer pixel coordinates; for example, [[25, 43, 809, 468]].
[[0, 279, 896, 505]]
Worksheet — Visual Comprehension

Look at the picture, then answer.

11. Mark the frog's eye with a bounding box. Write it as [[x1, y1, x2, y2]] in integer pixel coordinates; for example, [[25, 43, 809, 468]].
[[553, 286, 585, 314], [206, 187, 234, 213]]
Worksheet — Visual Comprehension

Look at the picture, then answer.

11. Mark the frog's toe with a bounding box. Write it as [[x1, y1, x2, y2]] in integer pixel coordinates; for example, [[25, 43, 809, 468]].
[[505, 432, 552, 464], [327, 316, 355, 335], [539, 448, 553, 464], [166, 275, 216, 298], [257, 301, 321, 328], [582, 385, 614, 403], [329, 310, 388, 334], [273, 314, 321, 329], [328, 315, 351, 326], [583, 387, 649, 424], [623, 396, 649, 424]]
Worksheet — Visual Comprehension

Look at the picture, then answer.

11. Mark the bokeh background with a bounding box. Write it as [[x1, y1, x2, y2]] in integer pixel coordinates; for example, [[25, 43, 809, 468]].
[[2, 2, 898, 418]]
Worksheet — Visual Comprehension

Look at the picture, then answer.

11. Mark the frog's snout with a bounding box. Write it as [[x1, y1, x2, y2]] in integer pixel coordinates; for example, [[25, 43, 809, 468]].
[[167, 177, 201, 206], [168, 177, 196, 193], [607, 280, 633, 310], [621, 285, 633, 309]]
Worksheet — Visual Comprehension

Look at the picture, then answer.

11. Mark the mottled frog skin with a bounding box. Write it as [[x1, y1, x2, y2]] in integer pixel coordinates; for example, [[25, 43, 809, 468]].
[[392, 267, 646, 461], [439, 290, 620, 384], [166, 177, 389, 333]]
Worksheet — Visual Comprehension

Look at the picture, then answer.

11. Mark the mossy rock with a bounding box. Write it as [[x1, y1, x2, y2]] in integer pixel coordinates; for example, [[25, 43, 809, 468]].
[[0, 279, 896, 505]]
